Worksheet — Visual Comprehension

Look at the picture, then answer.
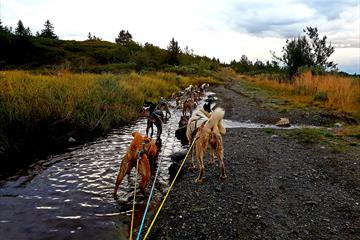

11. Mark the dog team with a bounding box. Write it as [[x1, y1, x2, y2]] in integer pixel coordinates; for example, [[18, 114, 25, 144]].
[[113, 82, 226, 196]]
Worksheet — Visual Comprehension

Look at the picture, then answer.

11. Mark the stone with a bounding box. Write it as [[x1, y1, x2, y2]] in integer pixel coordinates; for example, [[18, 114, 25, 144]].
[[276, 118, 290, 127]]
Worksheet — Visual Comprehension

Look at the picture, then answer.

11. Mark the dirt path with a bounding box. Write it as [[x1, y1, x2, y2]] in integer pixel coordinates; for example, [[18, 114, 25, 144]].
[[148, 80, 360, 239]]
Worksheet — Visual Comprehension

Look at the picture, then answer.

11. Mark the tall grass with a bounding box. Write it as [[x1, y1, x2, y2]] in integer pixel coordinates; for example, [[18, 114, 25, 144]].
[[0, 70, 215, 133], [240, 71, 360, 120]]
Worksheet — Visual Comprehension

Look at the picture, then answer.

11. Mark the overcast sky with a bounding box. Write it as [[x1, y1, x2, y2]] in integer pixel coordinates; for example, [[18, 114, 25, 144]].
[[1, 0, 359, 73]]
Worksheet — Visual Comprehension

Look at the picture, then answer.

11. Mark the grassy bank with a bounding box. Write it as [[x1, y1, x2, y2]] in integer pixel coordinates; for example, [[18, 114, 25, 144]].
[[238, 71, 360, 122], [0, 70, 217, 174]]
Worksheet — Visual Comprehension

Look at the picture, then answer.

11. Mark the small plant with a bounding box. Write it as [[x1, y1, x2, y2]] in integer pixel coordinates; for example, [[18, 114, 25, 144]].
[[264, 128, 274, 134], [313, 91, 328, 102]]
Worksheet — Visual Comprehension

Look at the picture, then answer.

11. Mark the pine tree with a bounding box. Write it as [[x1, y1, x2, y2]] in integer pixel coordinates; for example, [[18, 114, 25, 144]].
[[40, 20, 58, 39], [115, 30, 133, 45], [167, 37, 181, 65], [0, 19, 4, 31], [15, 20, 29, 36]]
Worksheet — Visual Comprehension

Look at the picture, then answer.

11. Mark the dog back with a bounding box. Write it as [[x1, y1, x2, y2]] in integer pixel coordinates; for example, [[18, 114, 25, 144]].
[[186, 109, 210, 140]]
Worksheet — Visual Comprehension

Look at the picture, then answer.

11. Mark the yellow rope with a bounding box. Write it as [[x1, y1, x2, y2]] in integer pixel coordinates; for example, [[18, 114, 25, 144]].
[[143, 137, 197, 239], [130, 155, 140, 240]]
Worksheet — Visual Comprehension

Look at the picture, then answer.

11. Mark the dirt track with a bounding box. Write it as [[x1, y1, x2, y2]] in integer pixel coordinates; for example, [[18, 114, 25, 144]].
[[148, 80, 360, 239]]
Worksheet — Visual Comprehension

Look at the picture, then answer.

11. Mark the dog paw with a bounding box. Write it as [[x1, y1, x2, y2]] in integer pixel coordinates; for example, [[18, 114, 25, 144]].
[[208, 161, 215, 165], [195, 178, 203, 184], [219, 175, 227, 180]]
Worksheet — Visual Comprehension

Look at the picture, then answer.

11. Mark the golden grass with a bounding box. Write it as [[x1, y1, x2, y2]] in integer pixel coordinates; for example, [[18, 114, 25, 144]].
[[0, 70, 215, 132], [240, 71, 360, 120]]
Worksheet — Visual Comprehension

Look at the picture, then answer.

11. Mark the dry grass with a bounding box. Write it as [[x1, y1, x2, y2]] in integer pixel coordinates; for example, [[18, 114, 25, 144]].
[[0, 70, 216, 133], [240, 71, 360, 120]]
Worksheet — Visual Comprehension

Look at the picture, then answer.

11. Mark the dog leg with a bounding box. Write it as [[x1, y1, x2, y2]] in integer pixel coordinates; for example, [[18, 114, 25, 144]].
[[146, 121, 151, 136], [195, 142, 206, 183], [114, 158, 130, 196], [208, 146, 215, 165], [156, 122, 162, 140], [188, 140, 196, 171], [138, 155, 151, 195], [217, 136, 227, 179]]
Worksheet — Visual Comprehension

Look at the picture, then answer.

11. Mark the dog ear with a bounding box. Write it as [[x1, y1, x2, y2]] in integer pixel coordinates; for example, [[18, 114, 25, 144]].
[[142, 137, 151, 144], [132, 131, 141, 138]]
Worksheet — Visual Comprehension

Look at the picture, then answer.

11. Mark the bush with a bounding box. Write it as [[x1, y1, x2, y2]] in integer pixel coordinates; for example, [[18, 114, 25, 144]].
[[313, 91, 328, 102]]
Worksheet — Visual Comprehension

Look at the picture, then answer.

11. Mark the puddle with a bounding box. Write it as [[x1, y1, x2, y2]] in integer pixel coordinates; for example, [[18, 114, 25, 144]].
[[223, 119, 321, 130]]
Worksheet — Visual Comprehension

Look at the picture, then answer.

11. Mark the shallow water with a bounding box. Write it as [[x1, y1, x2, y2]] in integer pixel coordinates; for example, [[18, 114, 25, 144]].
[[223, 119, 320, 130], [0, 103, 187, 240]]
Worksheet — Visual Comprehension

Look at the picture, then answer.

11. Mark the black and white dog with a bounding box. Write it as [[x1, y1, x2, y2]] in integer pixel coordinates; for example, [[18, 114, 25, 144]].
[[141, 101, 164, 141]]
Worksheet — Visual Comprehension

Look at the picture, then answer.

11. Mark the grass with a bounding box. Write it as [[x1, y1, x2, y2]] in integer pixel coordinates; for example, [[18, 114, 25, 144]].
[[238, 71, 360, 121], [281, 127, 360, 153], [0, 70, 218, 164], [0, 70, 216, 131]]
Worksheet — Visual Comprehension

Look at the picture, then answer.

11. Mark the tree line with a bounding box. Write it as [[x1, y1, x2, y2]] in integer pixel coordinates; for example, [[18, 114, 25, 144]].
[[1, 19, 346, 77], [0, 19, 220, 75]]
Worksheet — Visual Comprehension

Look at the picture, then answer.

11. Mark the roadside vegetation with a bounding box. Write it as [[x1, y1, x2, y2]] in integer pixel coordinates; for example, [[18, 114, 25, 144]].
[[238, 72, 360, 120]]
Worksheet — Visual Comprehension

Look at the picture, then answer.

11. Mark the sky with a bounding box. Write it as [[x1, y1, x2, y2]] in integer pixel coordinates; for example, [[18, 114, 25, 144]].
[[1, 0, 359, 73]]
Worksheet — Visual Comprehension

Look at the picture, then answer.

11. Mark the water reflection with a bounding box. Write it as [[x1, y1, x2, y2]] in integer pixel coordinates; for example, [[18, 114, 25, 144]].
[[0, 98, 188, 240]]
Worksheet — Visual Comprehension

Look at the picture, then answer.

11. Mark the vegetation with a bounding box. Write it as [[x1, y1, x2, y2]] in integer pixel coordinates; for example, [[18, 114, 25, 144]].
[[272, 27, 336, 76], [238, 71, 360, 121], [39, 20, 58, 39], [0, 19, 221, 74], [281, 127, 360, 153]]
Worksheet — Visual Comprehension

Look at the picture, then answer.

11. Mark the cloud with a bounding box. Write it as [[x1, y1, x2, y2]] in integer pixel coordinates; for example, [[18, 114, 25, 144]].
[[1, 0, 359, 73], [226, 0, 359, 48], [295, 0, 358, 20]]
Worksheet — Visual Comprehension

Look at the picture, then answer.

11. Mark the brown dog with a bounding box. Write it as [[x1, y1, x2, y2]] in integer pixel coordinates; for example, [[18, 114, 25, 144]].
[[114, 131, 158, 196], [182, 98, 196, 116], [186, 108, 226, 183]]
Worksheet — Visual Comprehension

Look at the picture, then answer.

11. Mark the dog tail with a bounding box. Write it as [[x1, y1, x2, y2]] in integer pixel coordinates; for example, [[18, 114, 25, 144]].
[[206, 107, 226, 134]]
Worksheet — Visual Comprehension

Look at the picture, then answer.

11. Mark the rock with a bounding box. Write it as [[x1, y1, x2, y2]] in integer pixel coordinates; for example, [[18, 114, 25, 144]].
[[334, 122, 343, 128], [271, 135, 279, 139], [68, 137, 76, 143], [276, 118, 290, 127], [215, 186, 222, 192]]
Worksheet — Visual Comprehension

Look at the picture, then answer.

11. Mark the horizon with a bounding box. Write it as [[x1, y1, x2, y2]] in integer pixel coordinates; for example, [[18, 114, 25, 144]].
[[1, 0, 359, 74]]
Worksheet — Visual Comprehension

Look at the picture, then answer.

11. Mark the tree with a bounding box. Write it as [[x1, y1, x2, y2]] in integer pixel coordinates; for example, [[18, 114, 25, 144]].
[[0, 19, 4, 31], [272, 27, 336, 76], [15, 20, 31, 37], [167, 37, 181, 65], [87, 32, 102, 41], [304, 27, 336, 71], [40, 20, 58, 39], [115, 30, 133, 45]]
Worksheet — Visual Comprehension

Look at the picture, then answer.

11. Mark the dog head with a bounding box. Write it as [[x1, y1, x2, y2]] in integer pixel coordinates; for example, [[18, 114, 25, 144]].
[[130, 131, 158, 158], [179, 115, 189, 128], [142, 135, 158, 158]]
